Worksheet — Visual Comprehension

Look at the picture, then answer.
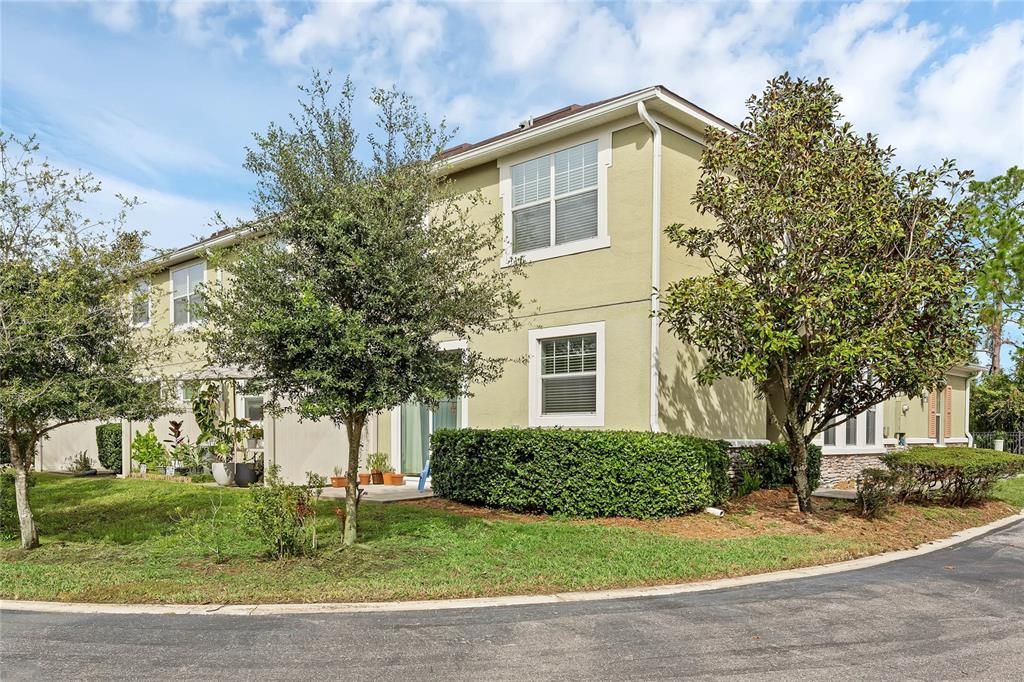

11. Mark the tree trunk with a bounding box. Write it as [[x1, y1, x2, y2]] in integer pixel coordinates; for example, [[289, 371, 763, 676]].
[[787, 435, 813, 513], [341, 412, 366, 547], [989, 314, 1003, 374], [9, 433, 39, 550]]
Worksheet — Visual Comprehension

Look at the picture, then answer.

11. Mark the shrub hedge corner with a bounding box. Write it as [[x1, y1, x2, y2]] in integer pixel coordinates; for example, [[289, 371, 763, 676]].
[[430, 428, 730, 519], [882, 447, 1024, 506], [95, 423, 122, 474]]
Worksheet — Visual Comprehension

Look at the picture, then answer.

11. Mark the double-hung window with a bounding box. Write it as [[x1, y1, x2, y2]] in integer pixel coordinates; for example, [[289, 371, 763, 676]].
[[529, 322, 604, 427], [132, 279, 150, 326], [818, 405, 883, 451], [171, 262, 205, 327], [501, 134, 610, 264]]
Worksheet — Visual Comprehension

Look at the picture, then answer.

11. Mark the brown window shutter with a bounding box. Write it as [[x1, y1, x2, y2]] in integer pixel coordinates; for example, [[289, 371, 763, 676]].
[[944, 385, 953, 438], [927, 390, 936, 439]]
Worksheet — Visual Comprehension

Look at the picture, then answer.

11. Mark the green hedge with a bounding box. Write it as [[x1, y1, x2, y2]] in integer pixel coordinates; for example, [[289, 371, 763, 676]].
[[732, 442, 822, 494], [430, 428, 730, 519], [882, 447, 1024, 506], [95, 423, 122, 474]]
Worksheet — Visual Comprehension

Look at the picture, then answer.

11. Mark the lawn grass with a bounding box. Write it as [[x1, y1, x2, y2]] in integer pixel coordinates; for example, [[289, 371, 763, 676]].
[[0, 474, 1018, 604], [993, 475, 1024, 507]]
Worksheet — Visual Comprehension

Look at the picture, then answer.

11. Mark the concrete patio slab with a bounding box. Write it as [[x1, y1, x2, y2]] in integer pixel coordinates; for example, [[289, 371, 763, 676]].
[[812, 488, 856, 500], [320, 483, 433, 503]]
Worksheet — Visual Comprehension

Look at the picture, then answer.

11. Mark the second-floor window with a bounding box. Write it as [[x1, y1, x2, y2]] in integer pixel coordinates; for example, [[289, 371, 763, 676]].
[[171, 262, 205, 327], [512, 140, 599, 254], [132, 279, 150, 326]]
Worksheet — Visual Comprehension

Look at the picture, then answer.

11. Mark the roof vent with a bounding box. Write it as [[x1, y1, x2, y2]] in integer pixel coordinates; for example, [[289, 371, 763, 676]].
[[517, 116, 534, 130]]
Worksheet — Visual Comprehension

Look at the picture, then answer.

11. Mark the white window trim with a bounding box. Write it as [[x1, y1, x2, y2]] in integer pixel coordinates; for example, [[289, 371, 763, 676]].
[[131, 279, 152, 328], [170, 261, 206, 330], [499, 130, 613, 266], [816, 403, 884, 454], [528, 321, 605, 428], [389, 339, 470, 475]]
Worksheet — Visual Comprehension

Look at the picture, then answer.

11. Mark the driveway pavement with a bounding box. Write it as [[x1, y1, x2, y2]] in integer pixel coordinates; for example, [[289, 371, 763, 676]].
[[2, 521, 1022, 681]]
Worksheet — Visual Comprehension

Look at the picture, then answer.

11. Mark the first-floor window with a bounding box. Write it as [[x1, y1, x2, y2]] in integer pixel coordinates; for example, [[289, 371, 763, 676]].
[[529, 322, 604, 427], [242, 396, 264, 422], [178, 380, 198, 404], [845, 415, 858, 445], [824, 420, 837, 446], [541, 334, 597, 415], [865, 405, 877, 445]]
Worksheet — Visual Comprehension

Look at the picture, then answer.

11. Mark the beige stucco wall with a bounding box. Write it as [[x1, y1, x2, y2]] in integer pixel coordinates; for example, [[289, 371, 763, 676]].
[[658, 127, 766, 440], [881, 372, 970, 443]]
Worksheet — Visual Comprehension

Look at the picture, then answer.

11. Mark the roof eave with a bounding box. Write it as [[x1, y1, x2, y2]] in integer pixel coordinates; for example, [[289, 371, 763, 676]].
[[440, 86, 736, 174]]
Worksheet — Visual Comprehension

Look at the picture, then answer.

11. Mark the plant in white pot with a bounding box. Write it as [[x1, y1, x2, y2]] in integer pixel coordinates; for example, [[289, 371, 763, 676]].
[[192, 383, 235, 486]]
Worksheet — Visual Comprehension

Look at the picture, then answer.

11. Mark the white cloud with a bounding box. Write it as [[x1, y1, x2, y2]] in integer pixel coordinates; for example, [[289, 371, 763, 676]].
[[265, 2, 376, 65], [900, 20, 1024, 173], [88, 1, 139, 33]]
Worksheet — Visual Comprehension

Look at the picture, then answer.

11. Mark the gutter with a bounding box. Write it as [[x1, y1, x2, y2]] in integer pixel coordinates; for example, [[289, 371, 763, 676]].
[[637, 100, 662, 433], [965, 366, 984, 447]]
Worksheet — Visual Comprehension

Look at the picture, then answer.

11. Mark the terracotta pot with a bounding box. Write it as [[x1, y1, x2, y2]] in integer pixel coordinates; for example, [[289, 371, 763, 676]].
[[358, 472, 371, 486], [386, 472, 405, 486], [331, 476, 348, 488], [370, 471, 384, 485]]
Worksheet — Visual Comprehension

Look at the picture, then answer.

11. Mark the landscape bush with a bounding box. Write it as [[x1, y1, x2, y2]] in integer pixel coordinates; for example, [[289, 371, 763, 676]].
[[855, 468, 894, 518], [730, 442, 822, 495], [241, 467, 324, 557], [130, 424, 168, 471], [95, 423, 122, 473], [881, 447, 1024, 506], [430, 428, 730, 519]]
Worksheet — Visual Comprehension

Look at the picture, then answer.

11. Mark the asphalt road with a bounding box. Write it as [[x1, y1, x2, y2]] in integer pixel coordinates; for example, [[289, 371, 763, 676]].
[[3, 521, 1022, 681]]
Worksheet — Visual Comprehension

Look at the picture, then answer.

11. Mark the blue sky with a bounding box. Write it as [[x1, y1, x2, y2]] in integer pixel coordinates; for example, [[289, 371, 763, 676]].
[[2, 1, 1021, 250]]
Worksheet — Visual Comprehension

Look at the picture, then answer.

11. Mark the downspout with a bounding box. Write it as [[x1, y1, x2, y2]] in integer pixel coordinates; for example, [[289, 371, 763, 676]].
[[637, 101, 662, 433], [965, 369, 980, 447]]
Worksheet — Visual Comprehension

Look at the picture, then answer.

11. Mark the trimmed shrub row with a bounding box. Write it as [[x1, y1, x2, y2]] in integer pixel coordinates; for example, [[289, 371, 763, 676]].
[[430, 428, 730, 519], [880, 447, 1024, 506], [731, 442, 821, 495]]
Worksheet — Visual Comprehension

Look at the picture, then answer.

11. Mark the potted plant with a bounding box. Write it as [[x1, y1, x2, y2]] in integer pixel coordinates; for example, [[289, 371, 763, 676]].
[[367, 452, 389, 485], [233, 420, 263, 488], [192, 383, 236, 486], [330, 465, 348, 488], [131, 424, 168, 477], [358, 471, 371, 486], [384, 467, 404, 486]]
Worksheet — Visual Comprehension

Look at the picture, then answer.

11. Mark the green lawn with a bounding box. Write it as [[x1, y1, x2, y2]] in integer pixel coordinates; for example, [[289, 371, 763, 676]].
[[993, 475, 1024, 507], [0, 474, 1019, 604]]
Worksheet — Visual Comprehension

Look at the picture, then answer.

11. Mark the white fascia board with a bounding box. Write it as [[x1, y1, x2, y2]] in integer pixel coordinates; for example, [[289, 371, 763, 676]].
[[441, 88, 733, 174]]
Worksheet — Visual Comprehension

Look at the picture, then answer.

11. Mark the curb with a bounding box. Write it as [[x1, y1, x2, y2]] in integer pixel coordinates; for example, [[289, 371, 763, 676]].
[[3, 512, 1021, 617]]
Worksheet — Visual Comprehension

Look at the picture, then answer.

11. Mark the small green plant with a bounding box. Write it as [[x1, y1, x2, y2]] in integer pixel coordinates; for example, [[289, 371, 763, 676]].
[[731, 470, 763, 498], [95, 423, 122, 474], [367, 452, 389, 473], [242, 465, 319, 558], [856, 468, 894, 518], [189, 473, 215, 484], [64, 450, 92, 473], [173, 495, 232, 563], [131, 424, 169, 471], [332, 465, 346, 477]]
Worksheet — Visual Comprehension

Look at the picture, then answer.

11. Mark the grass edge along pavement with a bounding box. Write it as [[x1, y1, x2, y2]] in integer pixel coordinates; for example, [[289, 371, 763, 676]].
[[0, 474, 1021, 605]]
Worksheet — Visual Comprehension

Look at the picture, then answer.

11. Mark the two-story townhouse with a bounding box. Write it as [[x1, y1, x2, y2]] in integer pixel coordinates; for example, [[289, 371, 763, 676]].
[[37, 86, 983, 487]]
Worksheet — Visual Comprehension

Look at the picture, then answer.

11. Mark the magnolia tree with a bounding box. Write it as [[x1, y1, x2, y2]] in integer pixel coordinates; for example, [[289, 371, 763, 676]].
[[964, 167, 1023, 374], [200, 74, 523, 545], [0, 132, 169, 549], [662, 75, 978, 511]]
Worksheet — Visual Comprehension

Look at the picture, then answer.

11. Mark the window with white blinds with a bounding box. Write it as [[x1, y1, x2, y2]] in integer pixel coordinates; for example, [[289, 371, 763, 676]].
[[510, 140, 599, 254], [132, 279, 150, 326], [540, 334, 597, 414], [529, 322, 604, 427]]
